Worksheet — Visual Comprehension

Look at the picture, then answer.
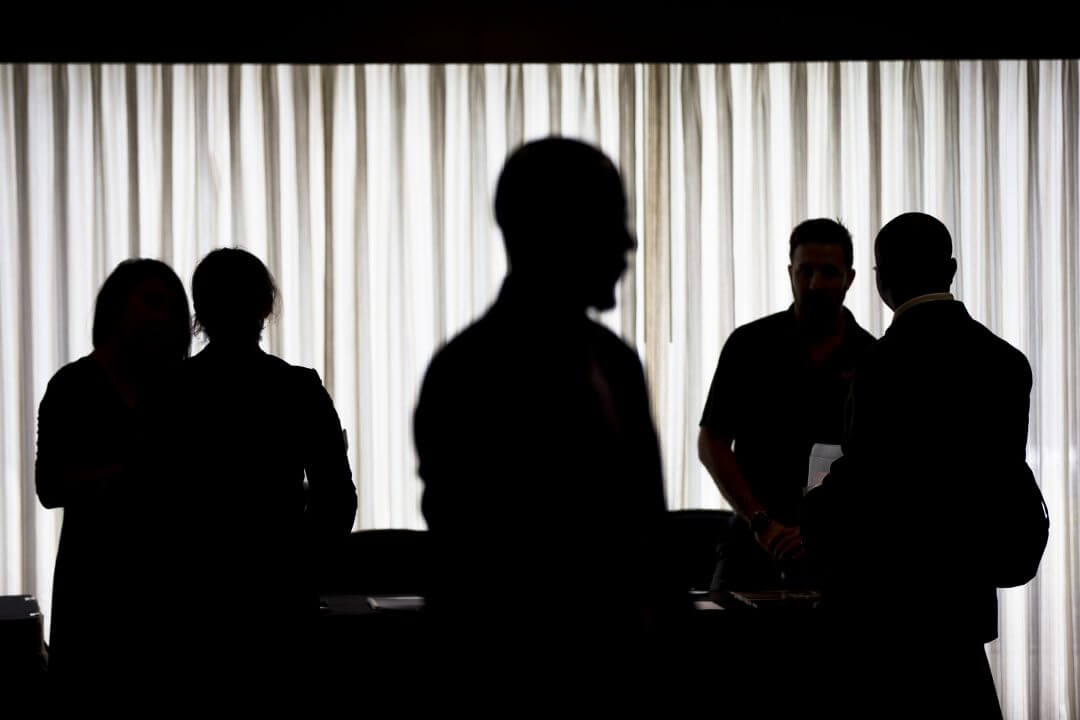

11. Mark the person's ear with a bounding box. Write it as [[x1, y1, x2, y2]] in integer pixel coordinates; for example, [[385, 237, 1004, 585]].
[[944, 258, 958, 288]]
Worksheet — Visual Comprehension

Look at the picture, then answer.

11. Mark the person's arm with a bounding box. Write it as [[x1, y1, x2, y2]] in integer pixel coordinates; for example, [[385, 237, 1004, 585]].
[[699, 331, 803, 561], [698, 428, 803, 561], [414, 353, 475, 535], [301, 369, 357, 540], [35, 374, 126, 509], [802, 352, 874, 570], [697, 428, 762, 521], [414, 357, 445, 531], [625, 354, 667, 519], [624, 351, 688, 629]]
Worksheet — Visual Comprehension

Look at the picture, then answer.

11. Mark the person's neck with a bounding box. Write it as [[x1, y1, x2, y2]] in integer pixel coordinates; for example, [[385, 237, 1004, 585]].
[[501, 273, 588, 325], [794, 307, 846, 344], [206, 338, 262, 356]]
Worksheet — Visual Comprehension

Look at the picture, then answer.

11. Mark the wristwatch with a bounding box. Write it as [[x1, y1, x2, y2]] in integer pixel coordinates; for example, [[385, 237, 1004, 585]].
[[749, 510, 771, 534]]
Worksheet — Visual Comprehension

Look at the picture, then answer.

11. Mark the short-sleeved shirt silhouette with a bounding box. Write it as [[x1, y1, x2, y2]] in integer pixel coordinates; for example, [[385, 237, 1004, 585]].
[[700, 305, 875, 525]]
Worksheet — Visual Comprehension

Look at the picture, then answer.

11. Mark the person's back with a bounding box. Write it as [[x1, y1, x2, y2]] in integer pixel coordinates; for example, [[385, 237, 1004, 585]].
[[832, 299, 1029, 635], [34, 259, 192, 709], [416, 285, 665, 617], [180, 346, 333, 608], [166, 249, 356, 698], [413, 138, 675, 706], [805, 213, 1040, 717]]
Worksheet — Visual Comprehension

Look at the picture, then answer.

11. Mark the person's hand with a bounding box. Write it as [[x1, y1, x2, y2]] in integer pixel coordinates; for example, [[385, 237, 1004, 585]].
[[755, 521, 806, 563]]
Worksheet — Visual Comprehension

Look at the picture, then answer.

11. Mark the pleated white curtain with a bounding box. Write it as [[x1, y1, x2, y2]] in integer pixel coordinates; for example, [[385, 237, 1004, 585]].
[[1, 61, 1077, 718]]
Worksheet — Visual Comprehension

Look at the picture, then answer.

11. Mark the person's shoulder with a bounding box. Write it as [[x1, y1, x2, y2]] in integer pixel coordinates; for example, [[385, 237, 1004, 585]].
[[262, 352, 298, 372], [720, 310, 790, 354], [45, 355, 99, 392], [587, 319, 642, 368], [260, 358, 337, 415], [254, 353, 332, 397], [54, 354, 96, 379], [844, 309, 877, 347], [442, 315, 491, 354], [587, 317, 629, 348], [417, 315, 496, 400], [742, 309, 793, 338], [965, 314, 1032, 382], [744, 309, 791, 332], [851, 336, 885, 378], [180, 347, 212, 375], [429, 313, 499, 370], [842, 316, 886, 380]]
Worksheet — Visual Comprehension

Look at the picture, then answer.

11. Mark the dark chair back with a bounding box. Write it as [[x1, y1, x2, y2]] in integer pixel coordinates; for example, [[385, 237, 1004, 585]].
[[663, 509, 736, 591]]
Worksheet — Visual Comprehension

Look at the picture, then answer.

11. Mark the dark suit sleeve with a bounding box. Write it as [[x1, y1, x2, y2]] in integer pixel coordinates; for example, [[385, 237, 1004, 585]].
[[801, 353, 873, 565], [301, 368, 357, 539], [815, 351, 871, 497]]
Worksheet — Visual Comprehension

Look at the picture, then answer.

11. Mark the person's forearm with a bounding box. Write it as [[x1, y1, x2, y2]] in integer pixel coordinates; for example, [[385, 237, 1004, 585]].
[[697, 428, 765, 521]]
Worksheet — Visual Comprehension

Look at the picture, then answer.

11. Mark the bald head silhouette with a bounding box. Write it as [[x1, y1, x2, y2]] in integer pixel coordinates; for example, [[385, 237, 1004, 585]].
[[494, 137, 635, 312], [874, 212, 958, 311]]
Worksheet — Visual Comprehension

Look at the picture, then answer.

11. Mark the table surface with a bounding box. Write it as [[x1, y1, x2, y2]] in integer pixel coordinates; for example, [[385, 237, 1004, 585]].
[[319, 589, 824, 617]]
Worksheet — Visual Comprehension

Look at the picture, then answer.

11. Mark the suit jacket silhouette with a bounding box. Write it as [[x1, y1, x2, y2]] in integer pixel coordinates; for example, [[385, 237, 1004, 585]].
[[803, 298, 1034, 716], [809, 299, 1033, 637], [167, 343, 356, 684], [414, 278, 671, 637]]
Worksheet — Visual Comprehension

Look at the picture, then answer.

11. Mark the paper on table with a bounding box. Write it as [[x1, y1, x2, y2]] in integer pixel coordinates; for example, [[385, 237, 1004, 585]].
[[806, 443, 843, 493], [366, 595, 426, 611]]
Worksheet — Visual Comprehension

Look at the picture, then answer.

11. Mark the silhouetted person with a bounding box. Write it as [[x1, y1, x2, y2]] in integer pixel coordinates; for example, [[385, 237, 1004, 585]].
[[698, 219, 875, 591], [35, 259, 192, 706], [168, 248, 356, 701], [413, 138, 677, 708], [803, 213, 1042, 718]]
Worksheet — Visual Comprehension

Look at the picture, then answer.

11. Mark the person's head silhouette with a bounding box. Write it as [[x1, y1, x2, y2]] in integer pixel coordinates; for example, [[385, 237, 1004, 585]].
[[192, 248, 277, 347], [494, 137, 635, 312], [787, 218, 856, 333], [93, 258, 191, 374], [874, 213, 958, 311]]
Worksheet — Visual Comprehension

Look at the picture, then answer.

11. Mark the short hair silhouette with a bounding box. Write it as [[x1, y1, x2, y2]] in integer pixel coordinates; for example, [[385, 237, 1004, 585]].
[[92, 258, 191, 358], [192, 248, 277, 343], [875, 212, 955, 292], [494, 137, 626, 266], [789, 218, 854, 269]]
